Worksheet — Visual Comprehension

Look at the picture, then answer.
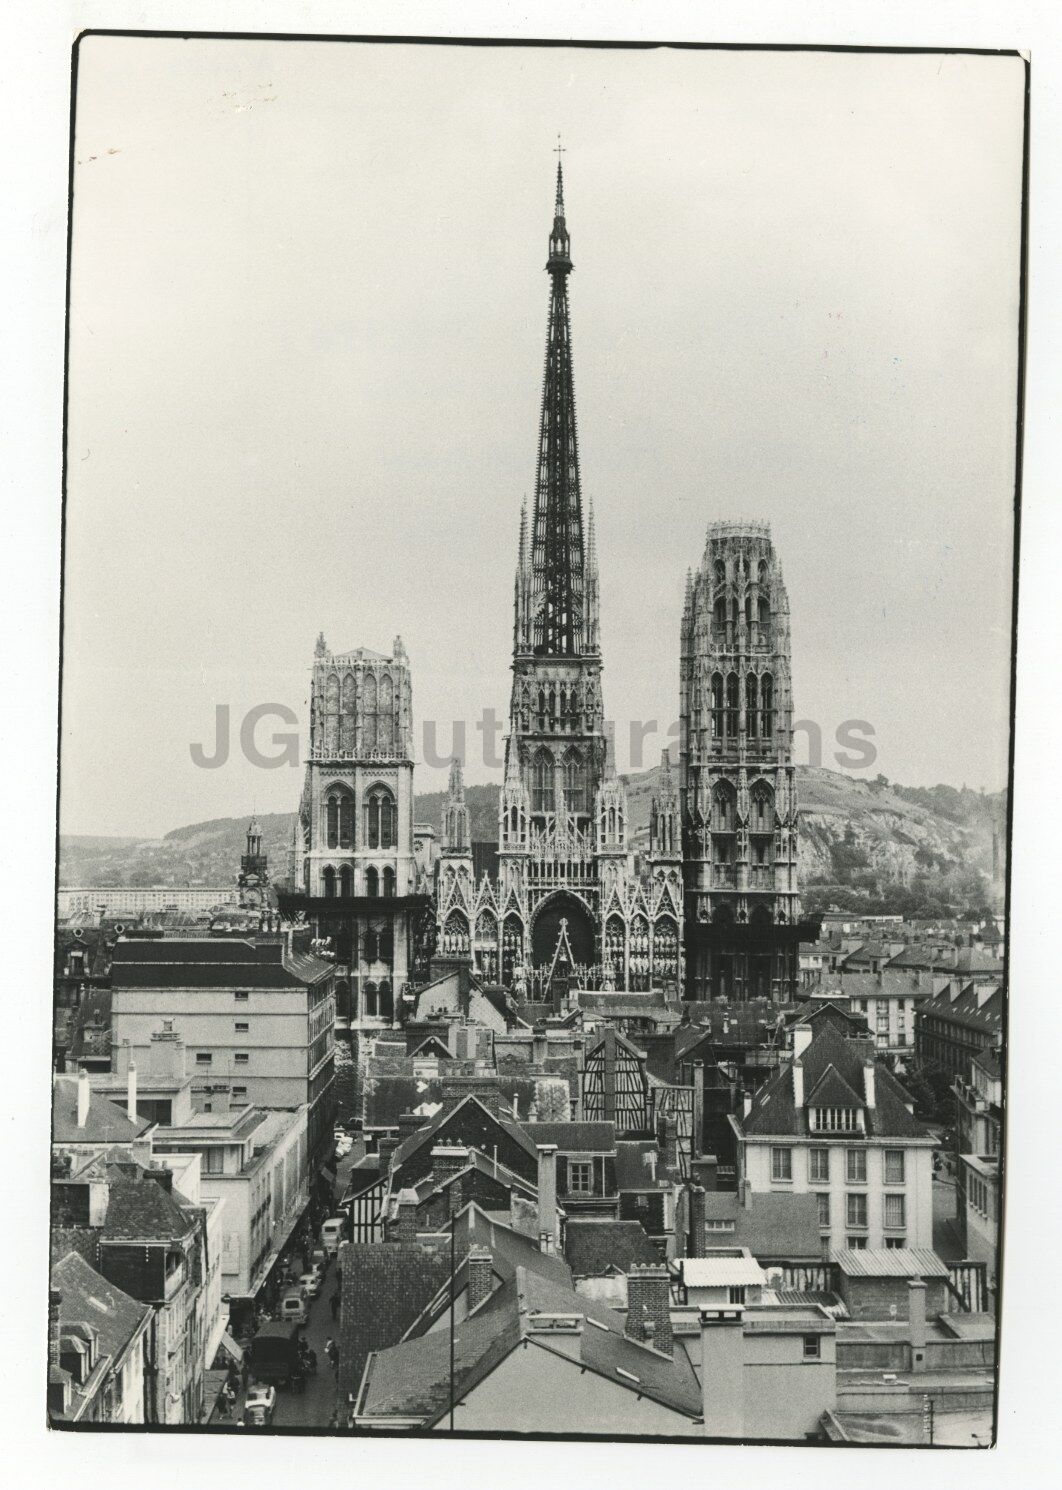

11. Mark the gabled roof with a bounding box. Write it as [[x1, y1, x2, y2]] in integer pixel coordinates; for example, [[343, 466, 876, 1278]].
[[740, 1024, 930, 1141], [804, 1063, 864, 1110], [357, 1265, 702, 1427], [390, 1094, 541, 1173], [337, 1236, 454, 1399], [52, 1251, 151, 1369], [52, 1077, 151, 1146], [564, 1219, 660, 1276], [92, 1161, 201, 1243]]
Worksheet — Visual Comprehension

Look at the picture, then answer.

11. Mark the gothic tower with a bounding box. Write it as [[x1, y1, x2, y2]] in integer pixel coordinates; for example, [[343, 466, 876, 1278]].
[[497, 158, 627, 976], [680, 521, 800, 1001], [237, 816, 270, 912]]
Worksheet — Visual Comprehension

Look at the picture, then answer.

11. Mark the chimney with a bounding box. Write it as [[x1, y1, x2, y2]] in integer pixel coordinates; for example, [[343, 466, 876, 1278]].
[[76, 1069, 90, 1129], [467, 1245, 493, 1313], [792, 1024, 813, 1060], [536, 1143, 558, 1252], [49, 1289, 63, 1372], [908, 1278, 927, 1372], [127, 1061, 138, 1123], [377, 1136, 399, 1175], [625, 1264, 673, 1356], [863, 1060, 876, 1110], [692, 1062, 705, 1159], [397, 1112, 422, 1137], [876, 967, 883, 986], [688, 1184, 706, 1259], [432, 1144, 469, 1216], [742, 1091, 752, 1120], [395, 1188, 419, 1245], [742, 1178, 753, 1211], [660, 1113, 679, 1175], [792, 1059, 804, 1109], [698, 1307, 745, 1438], [532, 1023, 548, 1069], [692, 1154, 718, 1193]]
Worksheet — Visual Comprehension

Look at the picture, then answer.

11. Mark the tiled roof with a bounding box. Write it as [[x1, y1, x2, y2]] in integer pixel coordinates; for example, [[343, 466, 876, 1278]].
[[389, 1095, 541, 1178], [741, 1024, 930, 1141], [52, 1077, 151, 1146], [919, 981, 1004, 1035], [804, 1063, 864, 1110], [564, 1219, 659, 1276], [520, 1121, 616, 1153], [52, 1251, 151, 1368], [820, 970, 926, 1003], [702, 1192, 823, 1261]]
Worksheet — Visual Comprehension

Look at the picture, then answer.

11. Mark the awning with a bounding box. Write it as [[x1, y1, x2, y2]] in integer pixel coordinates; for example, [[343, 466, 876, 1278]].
[[219, 1331, 244, 1364]]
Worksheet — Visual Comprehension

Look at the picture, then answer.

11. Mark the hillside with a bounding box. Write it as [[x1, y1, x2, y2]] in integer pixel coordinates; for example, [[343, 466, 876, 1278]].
[[59, 767, 1004, 919]]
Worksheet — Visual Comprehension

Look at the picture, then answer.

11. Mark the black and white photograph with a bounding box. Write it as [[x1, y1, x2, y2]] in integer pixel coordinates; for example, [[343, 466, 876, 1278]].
[[17, 7, 1046, 1463]]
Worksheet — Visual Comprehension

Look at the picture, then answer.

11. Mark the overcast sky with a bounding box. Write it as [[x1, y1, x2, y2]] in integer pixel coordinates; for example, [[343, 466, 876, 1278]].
[[61, 37, 1024, 838]]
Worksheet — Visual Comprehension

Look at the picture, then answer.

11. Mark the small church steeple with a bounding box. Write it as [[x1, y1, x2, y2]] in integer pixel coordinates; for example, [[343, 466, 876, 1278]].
[[442, 757, 471, 853]]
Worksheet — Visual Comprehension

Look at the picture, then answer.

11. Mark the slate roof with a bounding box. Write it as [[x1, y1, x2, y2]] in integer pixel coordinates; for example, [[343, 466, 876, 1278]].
[[96, 1164, 201, 1243], [919, 981, 1004, 1036], [357, 1265, 702, 1427], [337, 1237, 453, 1400], [702, 1191, 823, 1262], [520, 1121, 617, 1154], [52, 1251, 151, 1372], [564, 1219, 660, 1276], [52, 1077, 151, 1146], [740, 1024, 931, 1141], [820, 970, 927, 1003], [389, 1094, 541, 1175]]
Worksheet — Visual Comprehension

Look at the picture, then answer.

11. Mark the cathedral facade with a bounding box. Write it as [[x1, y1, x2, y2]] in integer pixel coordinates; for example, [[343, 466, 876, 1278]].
[[679, 521, 804, 1001], [434, 164, 683, 997]]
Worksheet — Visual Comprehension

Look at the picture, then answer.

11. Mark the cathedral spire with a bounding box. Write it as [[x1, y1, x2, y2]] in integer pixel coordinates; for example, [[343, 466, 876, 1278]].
[[526, 152, 585, 657]]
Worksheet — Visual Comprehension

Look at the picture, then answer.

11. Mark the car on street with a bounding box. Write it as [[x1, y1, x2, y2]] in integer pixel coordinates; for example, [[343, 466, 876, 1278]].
[[298, 1269, 323, 1298], [244, 1385, 276, 1426]]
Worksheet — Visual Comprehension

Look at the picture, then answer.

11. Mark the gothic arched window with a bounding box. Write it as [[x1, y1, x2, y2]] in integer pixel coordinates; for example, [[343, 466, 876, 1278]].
[[322, 865, 336, 899], [338, 865, 353, 898], [366, 865, 379, 898], [564, 750, 586, 814], [340, 673, 356, 753], [382, 866, 396, 898], [324, 673, 340, 753], [362, 674, 377, 751], [364, 786, 396, 849], [710, 673, 724, 739], [532, 749, 554, 814], [364, 981, 378, 1017], [726, 673, 739, 738], [378, 674, 394, 750], [760, 673, 774, 737], [746, 673, 759, 739], [712, 781, 736, 833], [364, 927, 379, 963], [379, 926, 394, 962]]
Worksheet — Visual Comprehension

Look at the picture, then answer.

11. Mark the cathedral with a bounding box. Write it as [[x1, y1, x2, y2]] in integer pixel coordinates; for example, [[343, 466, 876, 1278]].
[[679, 520, 807, 1001], [434, 162, 684, 997]]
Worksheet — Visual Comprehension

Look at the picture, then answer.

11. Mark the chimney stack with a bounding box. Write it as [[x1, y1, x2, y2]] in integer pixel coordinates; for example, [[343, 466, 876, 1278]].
[[395, 1188, 419, 1245], [625, 1264, 673, 1356], [864, 1059, 876, 1110], [127, 1061, 138, 1124], [532, 1023, 548, 1069], [792, 1024, 813, 1060], [692, 1062, 705, 1160], [742, 1178, 753, 1211], [377, 1136, 399, 1174], [688, 1184, 706, 1259], [742, 1091, 752, 1120], [698, 1307, 745, 1438], [792, 1059, 804, 1108], [467, 1245, 493, 1313], [536, 1144, 558, 1252], [908, 1278, 927, 1371], [76, 1069, 90, 1129]]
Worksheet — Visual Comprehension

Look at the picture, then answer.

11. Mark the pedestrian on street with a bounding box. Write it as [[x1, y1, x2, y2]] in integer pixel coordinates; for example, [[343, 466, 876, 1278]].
[[330, 1289, 339, 1321]]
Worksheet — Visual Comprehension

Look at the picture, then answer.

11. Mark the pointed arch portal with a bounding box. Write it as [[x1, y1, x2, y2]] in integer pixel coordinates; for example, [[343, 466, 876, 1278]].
[[531, 893, 595, 969]]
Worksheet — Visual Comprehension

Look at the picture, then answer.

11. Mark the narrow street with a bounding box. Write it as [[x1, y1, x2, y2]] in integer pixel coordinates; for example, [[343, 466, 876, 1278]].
[[268, 1271, 342, 1429]]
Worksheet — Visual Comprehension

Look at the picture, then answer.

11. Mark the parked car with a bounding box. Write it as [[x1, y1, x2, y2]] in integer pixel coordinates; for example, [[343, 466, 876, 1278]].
[[320, 1216, 347, 1256], [278, 1287, 308, 1325], [310, 1248, 329, 1276], [244, 1384, 276, 1426], [298, 1269, 323, 1299]]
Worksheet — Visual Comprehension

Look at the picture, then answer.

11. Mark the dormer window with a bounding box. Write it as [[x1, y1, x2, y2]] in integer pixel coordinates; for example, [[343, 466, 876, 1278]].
[[809, 1105, 860, 1132]]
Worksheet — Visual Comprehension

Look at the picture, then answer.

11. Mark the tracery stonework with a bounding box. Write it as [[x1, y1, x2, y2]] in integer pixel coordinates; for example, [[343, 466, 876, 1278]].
[[679, 521, 802, 1001]]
